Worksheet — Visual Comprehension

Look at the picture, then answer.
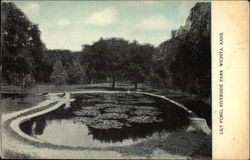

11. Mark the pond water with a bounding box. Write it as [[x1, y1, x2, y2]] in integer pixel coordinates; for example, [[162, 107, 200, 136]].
[[20, 93, 190, 148]]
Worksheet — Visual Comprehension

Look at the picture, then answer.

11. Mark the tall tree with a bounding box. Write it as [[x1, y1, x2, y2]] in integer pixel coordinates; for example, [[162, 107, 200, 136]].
[[50, 60, 68, 87], [67, 59, 85, 84], [124, 41, 154, 89], [1, 2, 45, 86], [82, 37, 129, 88], [154, 2, 211, 98]]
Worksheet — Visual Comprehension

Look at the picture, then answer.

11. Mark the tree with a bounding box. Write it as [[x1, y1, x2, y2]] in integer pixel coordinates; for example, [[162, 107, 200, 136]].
[[151, 56, 169, 92], [82, 37, 130, 88], [153, 3, 211, 98], [67, 59, 85, 84], [124, 41, 154, 89], [104, 38, 130, 88], [1, 2, 45, 87], [81, 44, 106, 84], [43, 49, 82, 83], [50, 60, 68, 87], [19, 73, 35, 95]]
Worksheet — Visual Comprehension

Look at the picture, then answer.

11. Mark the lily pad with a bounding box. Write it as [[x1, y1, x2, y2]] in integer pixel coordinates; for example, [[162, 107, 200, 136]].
[[133, 110, 161, 116], [97, 113, 128, 119], [74, 109, 100, 116], [81, 106, 98, 110], [89, 120, 125, 129], [104, 107, 130, 113], [72, 117, 100, 125], [133, 106, 157, 110], [128, 116, 163, 123], [95, 103, 115, 109]]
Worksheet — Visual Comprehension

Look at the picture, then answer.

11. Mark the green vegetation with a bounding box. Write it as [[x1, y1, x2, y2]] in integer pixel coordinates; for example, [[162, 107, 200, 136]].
[[109, 129, 211, 158], [50, 60, 68, 87], [1, 2, 46, 88], [1, 94, 44, 113], [2, 2, 211, 100]]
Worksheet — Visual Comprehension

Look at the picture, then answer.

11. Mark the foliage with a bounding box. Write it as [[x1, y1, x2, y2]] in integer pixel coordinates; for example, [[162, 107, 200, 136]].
[[20, 74, 35, 94], [154, 3, 211, 98], [39, 49, 86, 83], [124, 41, 155, 89], [66, 59, 85, 84], [2, 2, 45, 86], [82, 37, 130, 87], [50, 60, 68, 87], [82, 39, 155, 89]]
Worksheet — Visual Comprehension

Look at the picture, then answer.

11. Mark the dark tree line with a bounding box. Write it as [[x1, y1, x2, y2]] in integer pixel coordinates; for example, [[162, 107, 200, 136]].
[[1, 2, 211, 98]]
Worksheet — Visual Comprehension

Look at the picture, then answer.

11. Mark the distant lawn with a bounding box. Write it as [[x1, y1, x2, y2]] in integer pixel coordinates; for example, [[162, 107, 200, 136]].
[[1, 82, 162, 95]]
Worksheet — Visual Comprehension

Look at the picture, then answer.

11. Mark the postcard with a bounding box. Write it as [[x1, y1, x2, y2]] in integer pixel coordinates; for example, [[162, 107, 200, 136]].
[[1, 1, 249, 159]]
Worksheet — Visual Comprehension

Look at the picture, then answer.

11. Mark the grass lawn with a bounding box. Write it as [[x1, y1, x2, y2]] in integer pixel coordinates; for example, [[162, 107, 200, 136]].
[[108, 129, 211, 158], [1, 94, 45, 113]]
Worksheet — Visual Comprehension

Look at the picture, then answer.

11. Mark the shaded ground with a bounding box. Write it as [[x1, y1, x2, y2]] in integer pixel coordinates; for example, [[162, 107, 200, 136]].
[[3, 150, 36, 159], [1, 94, 45, 113], [167, 96, 211, 128]]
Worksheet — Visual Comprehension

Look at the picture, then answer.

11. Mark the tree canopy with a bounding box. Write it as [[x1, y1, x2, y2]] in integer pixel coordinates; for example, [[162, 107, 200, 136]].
[[2, 2, 45, 85], [82, 38, 130, 88]]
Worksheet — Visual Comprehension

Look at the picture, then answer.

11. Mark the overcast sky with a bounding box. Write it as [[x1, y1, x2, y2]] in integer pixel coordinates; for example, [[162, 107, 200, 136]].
[[13, 1, 197, 51]]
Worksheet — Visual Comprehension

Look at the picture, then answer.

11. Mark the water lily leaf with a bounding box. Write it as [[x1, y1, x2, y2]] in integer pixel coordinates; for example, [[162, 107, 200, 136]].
[[128, 116, 163, 123], [72, 117, 100, 125], [89, 120, 125, 129], [133, 106, 157, 110], [74, 109, 100, 116], [133, 110, 161, 116], [97, 113, 128, 119], [104, 107, 130, 113]]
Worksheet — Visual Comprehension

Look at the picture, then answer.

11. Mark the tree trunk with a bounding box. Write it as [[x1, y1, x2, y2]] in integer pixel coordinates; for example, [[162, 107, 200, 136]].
[[6, 74, 12, 85], [161, 79, 167, 94], [111, 73, 115, 89], [21, 73, 26, 96]]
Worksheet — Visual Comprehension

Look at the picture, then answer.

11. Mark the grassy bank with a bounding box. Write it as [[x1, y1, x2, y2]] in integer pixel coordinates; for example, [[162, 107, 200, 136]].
[[1, 94, 45, 113], [108, 129, 211, 159]]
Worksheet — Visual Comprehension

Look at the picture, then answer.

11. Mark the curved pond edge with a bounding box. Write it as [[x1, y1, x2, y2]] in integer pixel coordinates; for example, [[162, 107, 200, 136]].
[[4, 91, 211, 150]]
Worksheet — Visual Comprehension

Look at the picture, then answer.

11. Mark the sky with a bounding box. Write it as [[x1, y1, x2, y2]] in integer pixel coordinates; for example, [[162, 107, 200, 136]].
[[12, 1, 197, 51]]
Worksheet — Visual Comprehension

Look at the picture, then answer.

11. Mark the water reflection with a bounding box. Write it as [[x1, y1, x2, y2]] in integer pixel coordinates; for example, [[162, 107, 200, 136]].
[[20, 117, 47, 135], [20, 93, 189, 148]]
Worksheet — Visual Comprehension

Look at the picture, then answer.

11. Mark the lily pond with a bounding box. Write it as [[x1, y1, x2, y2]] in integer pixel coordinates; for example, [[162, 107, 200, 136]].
[[20, 93, 190, 148]]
